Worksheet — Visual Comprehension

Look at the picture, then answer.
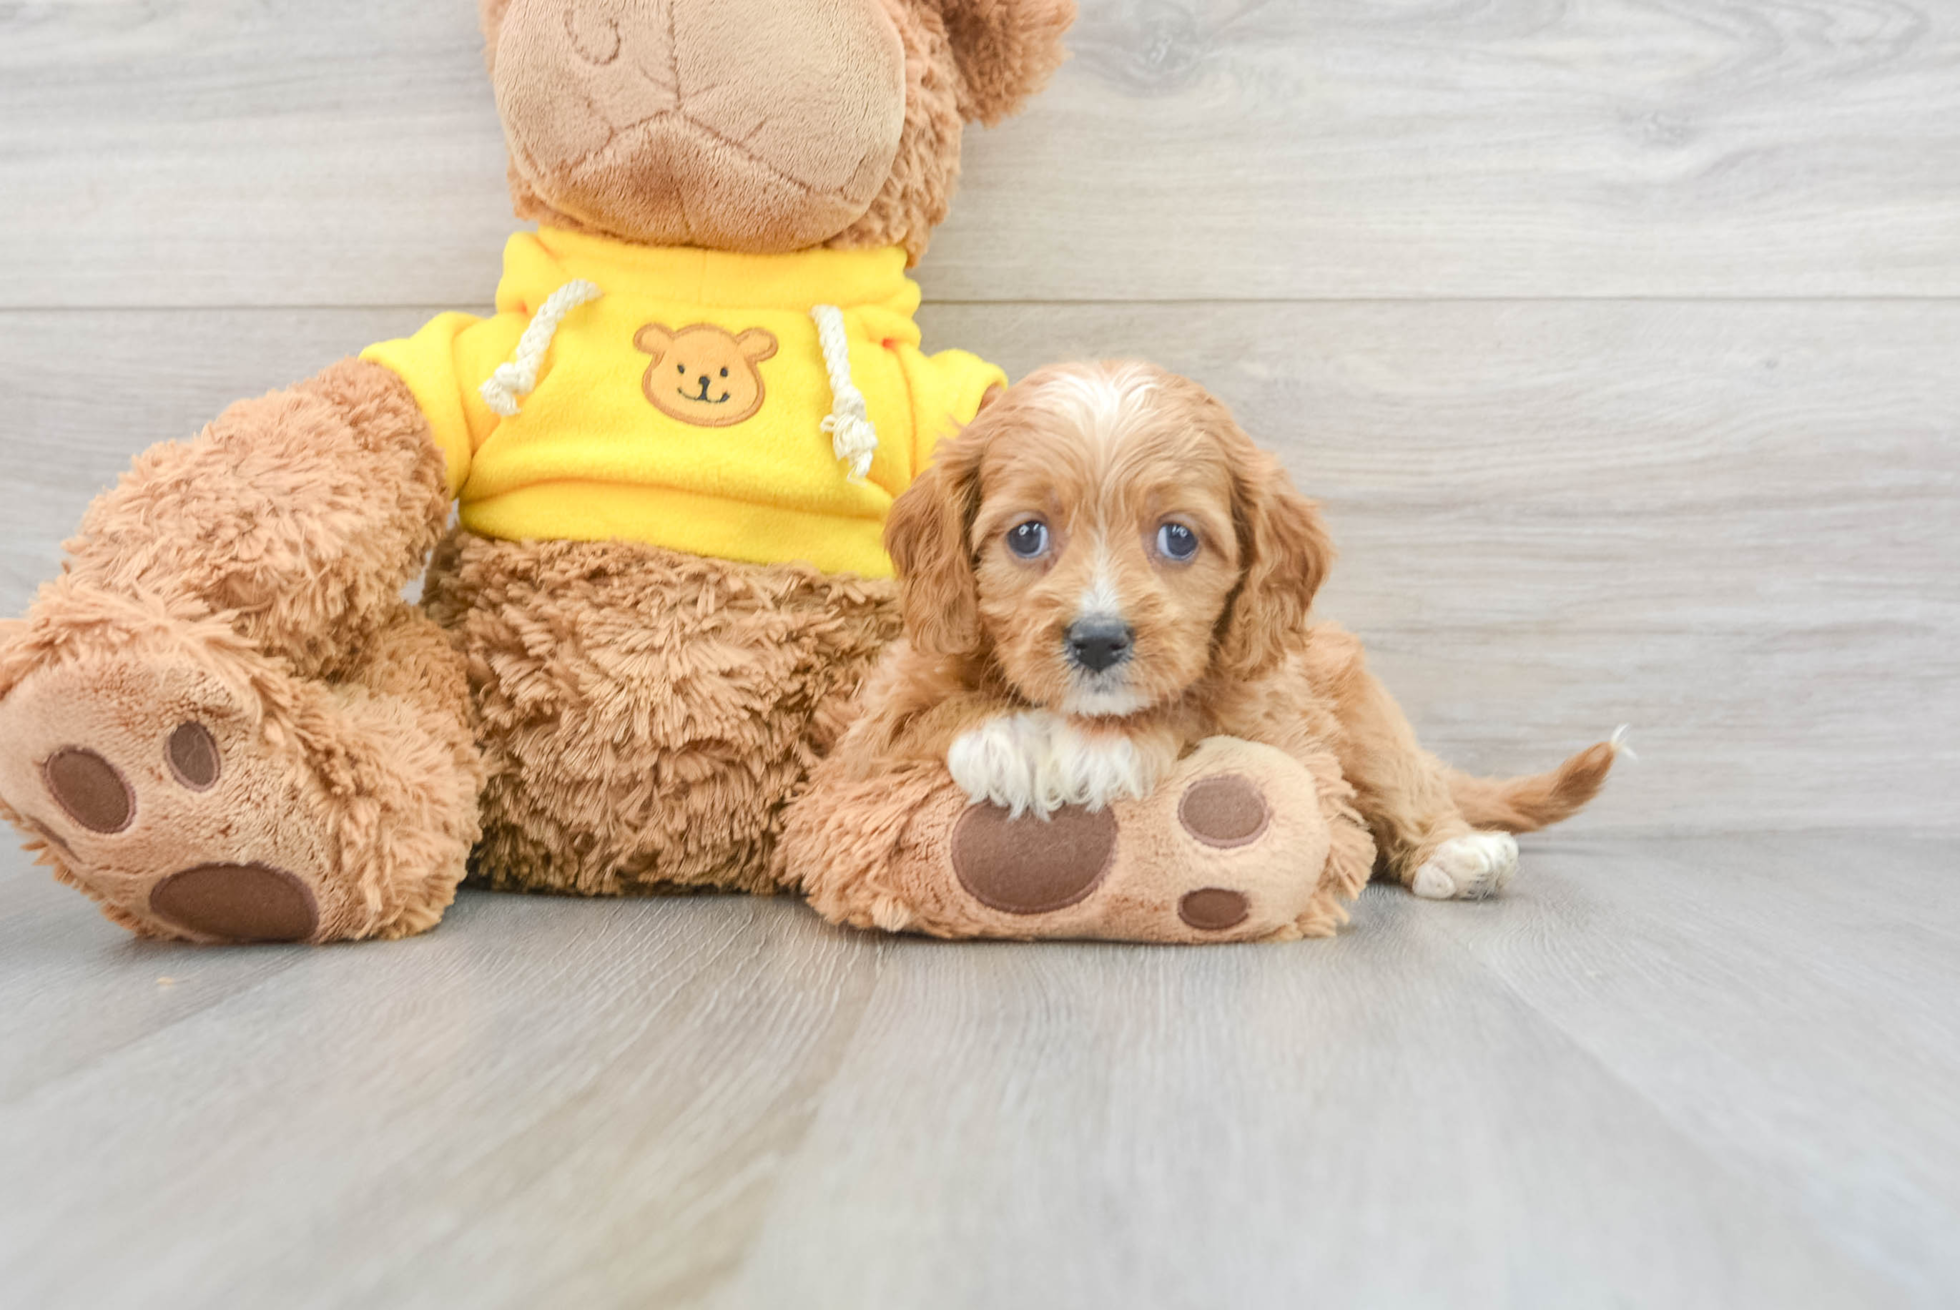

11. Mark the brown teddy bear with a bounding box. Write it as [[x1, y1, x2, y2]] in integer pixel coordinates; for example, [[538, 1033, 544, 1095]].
[[0, 0, 1078, 944]]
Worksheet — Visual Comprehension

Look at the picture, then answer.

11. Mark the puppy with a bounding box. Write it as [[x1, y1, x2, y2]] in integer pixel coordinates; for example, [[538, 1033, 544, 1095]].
[[848, 361, 1618, 900]]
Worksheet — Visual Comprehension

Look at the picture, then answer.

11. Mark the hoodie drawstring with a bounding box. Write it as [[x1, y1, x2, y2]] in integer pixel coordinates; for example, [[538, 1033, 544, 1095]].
[[811, 304, 879, 482], [480, 279, 605, 417]]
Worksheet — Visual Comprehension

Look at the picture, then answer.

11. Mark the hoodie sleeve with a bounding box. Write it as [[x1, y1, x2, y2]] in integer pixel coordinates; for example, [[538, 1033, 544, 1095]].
[[361, 311, 529, 499], [897, 346, 1009, 475]]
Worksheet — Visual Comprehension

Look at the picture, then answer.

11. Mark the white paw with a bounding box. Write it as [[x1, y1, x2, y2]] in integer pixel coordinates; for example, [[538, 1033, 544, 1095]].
[[1048, 724, 1154, 812], [947, 714, 1154, 818], [948, 713, 1053, 817], [1412, 832, 1520, 901]]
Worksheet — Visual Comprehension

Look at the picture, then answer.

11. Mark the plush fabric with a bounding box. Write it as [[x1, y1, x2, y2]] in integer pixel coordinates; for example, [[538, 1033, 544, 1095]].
[[493, 0, 907, 252], [0, 590, 480, 943], [786, 737, 1373, 943], [424, 531, 899, 896], [363, 230, 1004, 576], [488, 0, 1076, 267], [0, 0, 1077, 943], [57, 360, 450, 683]]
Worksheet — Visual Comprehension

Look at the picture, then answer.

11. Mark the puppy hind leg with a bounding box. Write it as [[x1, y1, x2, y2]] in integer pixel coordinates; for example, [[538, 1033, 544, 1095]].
[[1320, 649, 1518, 900]]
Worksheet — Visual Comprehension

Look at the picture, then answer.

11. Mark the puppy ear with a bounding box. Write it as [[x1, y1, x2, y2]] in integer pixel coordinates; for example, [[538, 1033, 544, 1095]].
[[936, 0, 1078, 125], [736, 328, 779, 363], [885, 430, 986, 657], [1215, 444, 1336, 681]]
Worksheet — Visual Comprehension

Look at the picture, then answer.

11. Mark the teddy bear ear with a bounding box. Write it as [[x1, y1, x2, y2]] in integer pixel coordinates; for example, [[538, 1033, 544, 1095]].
[[935, 0, 1078, 126], [479, 0, 513, 59]]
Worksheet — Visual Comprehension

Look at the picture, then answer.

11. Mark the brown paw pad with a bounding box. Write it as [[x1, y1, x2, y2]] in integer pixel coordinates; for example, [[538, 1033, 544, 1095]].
[[1179, 888, 1251, 931], [149, 863, 318, 943], [43, 748, 134, 834], [166, 721, 221, 791], [952, 804, 1117, 915], [1178, 774, 1270, 848]]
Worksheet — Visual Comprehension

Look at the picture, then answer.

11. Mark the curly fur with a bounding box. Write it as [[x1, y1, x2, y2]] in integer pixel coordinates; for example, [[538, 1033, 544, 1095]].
[[424, 532, 899, 896], [858, 361, 1618, 891], [58, 360, 448, 684], [937, 0, 1077, 125]]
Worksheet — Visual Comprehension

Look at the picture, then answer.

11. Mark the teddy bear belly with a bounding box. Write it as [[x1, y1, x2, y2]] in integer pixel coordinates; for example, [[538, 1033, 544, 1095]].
[[422, 528, 900, 896]]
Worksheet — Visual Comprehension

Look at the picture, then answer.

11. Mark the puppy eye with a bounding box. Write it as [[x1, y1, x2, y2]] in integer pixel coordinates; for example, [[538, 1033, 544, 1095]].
[[1006, 519, 1051, 560], [720, 367, 729, 378], [677, 363, 686, 374], [1157, 522, 1199, 561]]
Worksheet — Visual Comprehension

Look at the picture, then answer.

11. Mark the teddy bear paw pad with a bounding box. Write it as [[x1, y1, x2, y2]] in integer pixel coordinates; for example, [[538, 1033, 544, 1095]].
[[1178, 887, 1251, 931], [1177, 773, 1271, 848], [150, 863, 319, 943], [951, 802, 1117, 914], [1127, 740, 1335, 941], [42, 747, 136, 834], [0, 650, 339, 943]]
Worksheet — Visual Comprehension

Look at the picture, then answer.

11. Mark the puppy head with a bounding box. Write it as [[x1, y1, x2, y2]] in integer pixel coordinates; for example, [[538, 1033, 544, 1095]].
[[886, 361, 1333, 716]]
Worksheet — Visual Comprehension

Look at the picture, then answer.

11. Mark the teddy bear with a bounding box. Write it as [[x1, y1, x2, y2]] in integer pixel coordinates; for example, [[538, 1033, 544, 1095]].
[[0, 0, 1083, 944], [789, 734, 1372, 943]]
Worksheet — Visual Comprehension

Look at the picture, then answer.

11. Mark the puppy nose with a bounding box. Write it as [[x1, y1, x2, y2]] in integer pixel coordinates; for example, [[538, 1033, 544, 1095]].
[[1067, 619, 1134, 674]]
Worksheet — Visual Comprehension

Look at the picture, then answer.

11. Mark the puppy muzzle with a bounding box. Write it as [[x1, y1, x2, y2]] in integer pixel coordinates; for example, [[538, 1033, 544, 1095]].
[[1066, 618, 1135, 674]]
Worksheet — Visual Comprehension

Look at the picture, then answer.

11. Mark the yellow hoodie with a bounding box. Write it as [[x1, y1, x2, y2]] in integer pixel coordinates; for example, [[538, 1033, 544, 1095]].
[[362, 228, 1005, 578]]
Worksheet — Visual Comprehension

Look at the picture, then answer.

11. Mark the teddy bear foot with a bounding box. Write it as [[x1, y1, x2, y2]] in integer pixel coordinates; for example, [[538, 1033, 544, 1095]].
[[0, 615, 479, 944], [946, 738, 1339, 942], [797, 737, 1352, 944]]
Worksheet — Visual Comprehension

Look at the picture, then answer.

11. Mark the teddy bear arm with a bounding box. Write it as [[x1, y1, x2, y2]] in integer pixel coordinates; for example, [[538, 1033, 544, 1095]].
[[56, 357, 453, 682]]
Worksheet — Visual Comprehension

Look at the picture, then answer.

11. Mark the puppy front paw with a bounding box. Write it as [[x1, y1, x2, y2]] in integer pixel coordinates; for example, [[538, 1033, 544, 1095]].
[[947, 714, 1157, 818], [1411, 832, 1519, 900], [1049, 724, 1154, 813], [948, 713, 1055, 817]]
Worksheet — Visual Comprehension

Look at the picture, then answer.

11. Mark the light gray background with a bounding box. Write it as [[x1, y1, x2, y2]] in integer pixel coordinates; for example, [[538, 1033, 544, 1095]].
[[1, 2, 1955, 1307]]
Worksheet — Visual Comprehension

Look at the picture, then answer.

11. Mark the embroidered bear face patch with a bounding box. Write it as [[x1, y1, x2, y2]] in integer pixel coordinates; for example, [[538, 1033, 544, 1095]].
[[634, 323, 779, 427]]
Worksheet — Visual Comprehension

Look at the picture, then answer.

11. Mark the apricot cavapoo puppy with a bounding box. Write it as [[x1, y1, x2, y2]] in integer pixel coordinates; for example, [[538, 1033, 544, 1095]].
[[854, 360, 1618, 900]]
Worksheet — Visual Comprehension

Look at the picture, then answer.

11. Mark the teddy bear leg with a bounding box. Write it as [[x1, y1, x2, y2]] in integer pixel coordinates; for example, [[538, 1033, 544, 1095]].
[[56, 359, 452, 680], [0, 598, 480, 944], [0, 358, 476, 942], [790, 737, 1374, 944]]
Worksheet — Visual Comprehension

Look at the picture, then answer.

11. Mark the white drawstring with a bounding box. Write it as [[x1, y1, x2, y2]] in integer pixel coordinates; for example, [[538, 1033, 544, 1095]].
[[480, 279, 604, 417], [482, 288, 880, 485], [811, 304, 878, 482]]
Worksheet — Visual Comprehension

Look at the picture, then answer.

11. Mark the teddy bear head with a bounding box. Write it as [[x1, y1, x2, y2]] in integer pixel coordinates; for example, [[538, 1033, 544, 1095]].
[[478, 0, 1076, 263]]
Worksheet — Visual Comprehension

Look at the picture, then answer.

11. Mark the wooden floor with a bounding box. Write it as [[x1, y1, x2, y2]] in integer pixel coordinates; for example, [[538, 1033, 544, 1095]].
[[3, 835, 1957, 1308], [2, 1, 1957, 1306]]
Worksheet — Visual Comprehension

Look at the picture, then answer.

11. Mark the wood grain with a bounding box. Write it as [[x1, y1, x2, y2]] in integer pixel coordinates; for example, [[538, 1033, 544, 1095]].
[[1426, 832, 1960, 1305], [1, 836, 1951, 1308], [5, 302, 1952, 835], [3, 0, 1958, 306], [0, 876, 884, 1309]]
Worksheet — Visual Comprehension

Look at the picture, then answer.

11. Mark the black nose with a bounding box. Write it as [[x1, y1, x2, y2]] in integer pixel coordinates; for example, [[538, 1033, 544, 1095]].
[[1067, 619, 1134, 674]]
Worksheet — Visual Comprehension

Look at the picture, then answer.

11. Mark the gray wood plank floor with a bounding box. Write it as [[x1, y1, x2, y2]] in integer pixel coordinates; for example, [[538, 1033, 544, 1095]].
[[2, 836, 1954, 1309], [2, 0, 1956, 1305]]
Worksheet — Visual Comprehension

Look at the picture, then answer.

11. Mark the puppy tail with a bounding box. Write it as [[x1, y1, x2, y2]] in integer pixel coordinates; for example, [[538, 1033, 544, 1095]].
[[1447, 727, 1628, 833]]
